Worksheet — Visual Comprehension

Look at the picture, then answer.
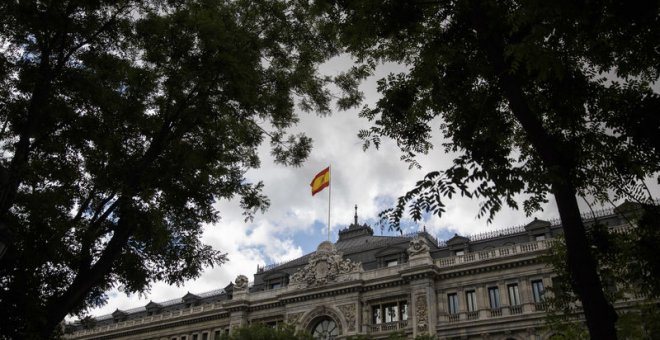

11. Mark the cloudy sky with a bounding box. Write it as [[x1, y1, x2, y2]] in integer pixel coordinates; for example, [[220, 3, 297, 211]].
[[86, 58, 640, 317]]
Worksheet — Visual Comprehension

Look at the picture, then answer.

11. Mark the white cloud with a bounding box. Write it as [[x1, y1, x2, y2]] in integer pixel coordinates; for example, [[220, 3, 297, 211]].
[[87, 58, 646, 318]]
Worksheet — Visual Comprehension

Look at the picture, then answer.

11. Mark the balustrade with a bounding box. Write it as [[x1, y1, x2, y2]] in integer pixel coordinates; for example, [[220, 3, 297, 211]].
[[368, 320, 408, 333], [435, 239, 551, 268]]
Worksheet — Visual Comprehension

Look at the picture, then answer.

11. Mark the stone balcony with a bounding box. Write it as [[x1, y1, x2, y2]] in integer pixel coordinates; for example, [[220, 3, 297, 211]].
[[435, 239, 552, 268], [440, 303, 542, 324], [367, 320, 409, 334]]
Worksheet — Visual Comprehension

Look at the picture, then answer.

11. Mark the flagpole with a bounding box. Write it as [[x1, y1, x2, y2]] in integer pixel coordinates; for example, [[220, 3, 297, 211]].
[[327, 165, 331, 242]]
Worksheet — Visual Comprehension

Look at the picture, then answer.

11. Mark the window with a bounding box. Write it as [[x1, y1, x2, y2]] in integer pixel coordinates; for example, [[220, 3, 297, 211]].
[[454, 250, 465, 256], [372, 301, 408, 324], [384, 303, 399, 322], [372, 306, 382, 324], [447, 293, 459, 314], [488, 287, 500, 309], [508, 284, 520, 306], [311, 317, 338, 339], [201, 332, 208, 340], [466, 290, 477, 312], [385, 259, 398, 267], [535, 234, 546, 241], [192, 334, 198, 340], [400, 302, 408, 321], [532, 280, 545, 302], [213, 330, 221, 340], [181, 336, 187, 340], [269, 282, 281, 289]]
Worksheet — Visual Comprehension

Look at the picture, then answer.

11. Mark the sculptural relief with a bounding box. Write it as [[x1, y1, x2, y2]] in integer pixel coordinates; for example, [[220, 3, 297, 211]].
[[415, 294, 428, 332], [290, 241, 363, 287], [287, 311, 305, 325], [337, 303, 357, 332]]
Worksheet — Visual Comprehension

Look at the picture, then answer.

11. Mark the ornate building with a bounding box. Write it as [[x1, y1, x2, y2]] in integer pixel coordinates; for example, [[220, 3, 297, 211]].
[[66, 204, 642, 340]]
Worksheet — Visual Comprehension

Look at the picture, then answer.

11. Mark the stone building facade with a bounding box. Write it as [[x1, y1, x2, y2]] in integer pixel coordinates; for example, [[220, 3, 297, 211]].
[[66, 205, 643, 340]]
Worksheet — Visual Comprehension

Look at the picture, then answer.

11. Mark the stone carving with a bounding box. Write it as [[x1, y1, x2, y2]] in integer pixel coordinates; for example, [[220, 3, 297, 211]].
[[408, 236, 430, 257], [337, 303, 356, 332], [234, 275, 249, 290], [415, 294, 428, 332], [286, 311, 305, 325], [290, 241, 362, 287], [299, 306, 343, 336]]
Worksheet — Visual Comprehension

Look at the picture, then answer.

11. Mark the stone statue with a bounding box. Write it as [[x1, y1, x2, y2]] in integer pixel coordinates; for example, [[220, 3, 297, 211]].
[[408, 236, 430, 257], [234, 274, 249, 290]]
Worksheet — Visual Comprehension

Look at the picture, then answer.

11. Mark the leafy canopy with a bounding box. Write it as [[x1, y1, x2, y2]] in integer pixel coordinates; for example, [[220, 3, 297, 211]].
[[0, 0, 358, 337], [312, 0, 660, 229]]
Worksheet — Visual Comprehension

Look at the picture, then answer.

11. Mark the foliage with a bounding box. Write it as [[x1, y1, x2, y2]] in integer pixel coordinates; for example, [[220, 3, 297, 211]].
[[223, 326, 432, 340], [543, 204, 660, 339], [311, 0, 659, 338], [0, 0, 358, 338], [219, 324, 313, 340]]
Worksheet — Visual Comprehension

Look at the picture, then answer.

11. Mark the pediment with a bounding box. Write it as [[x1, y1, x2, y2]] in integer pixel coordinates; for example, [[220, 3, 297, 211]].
[[111, 309, 127, 318], [524, 218, 551, 231], [145, 301, 162, 311], [446, 234, 470, 245], [614, 201, 642, 215], [182, 292, 200, 302]]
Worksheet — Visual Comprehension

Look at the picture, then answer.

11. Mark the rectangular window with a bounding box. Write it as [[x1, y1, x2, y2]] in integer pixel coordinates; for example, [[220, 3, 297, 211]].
[[385, 259, 398, 267], [181, 336, 187, 340], [454, 250, 465, 256], [372, 306, 382, 324], [535, 234, 546, 241], [202, 333, 209, 340], [384, 303, 398, 322], [466, 290, 477, 312], [532, 280, 545, 302], [488, 287, 500, 309], [192, 335, 198, 340], [507, 284, 520, 306], [269, 282, 281, 289], [372, 301, 408, 324], [399, 302, 408, 321], [447, 293, 459, 314], [214, 330, 221, 340]]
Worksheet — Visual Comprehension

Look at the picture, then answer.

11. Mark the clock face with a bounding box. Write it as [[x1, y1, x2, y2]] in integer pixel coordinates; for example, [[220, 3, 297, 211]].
[[312, 318, 338, 339]]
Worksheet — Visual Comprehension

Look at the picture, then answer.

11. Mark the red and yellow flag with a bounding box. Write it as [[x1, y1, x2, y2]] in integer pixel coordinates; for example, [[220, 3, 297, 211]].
[[310, 167, 330, 196]]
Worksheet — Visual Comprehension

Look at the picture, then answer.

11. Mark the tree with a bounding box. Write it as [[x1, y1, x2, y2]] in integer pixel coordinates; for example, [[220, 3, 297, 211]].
[[311, 0, 659, 339], [0, 0, 349, 338], [219, 324, 313, 340], [544, 203, 660, 339]]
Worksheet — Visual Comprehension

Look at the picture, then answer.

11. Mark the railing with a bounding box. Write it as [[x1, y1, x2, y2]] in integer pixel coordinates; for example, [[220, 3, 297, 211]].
[[466, 311, 479, 320], [69, 303, 224, 336], [510, 305, 523, 315], [435, 239, 551, 268], [489, 308, 502, 317], [534, 302, 547, 311], [448, 314, 460, 322], [368, 320, 408, 333]]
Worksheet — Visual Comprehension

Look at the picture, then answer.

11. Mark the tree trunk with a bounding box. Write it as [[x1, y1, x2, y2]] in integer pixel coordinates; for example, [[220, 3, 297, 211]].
[[37, 218, 132, 338], [552, 178, 618, 338], [468, 4, 619, 338]]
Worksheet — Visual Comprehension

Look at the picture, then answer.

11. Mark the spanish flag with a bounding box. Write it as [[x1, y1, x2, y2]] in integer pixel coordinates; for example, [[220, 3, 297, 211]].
[[310, 167, 330, 196]]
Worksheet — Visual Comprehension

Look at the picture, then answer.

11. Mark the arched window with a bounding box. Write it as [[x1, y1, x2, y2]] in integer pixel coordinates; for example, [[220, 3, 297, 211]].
[[311, 317, 338, 340]]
